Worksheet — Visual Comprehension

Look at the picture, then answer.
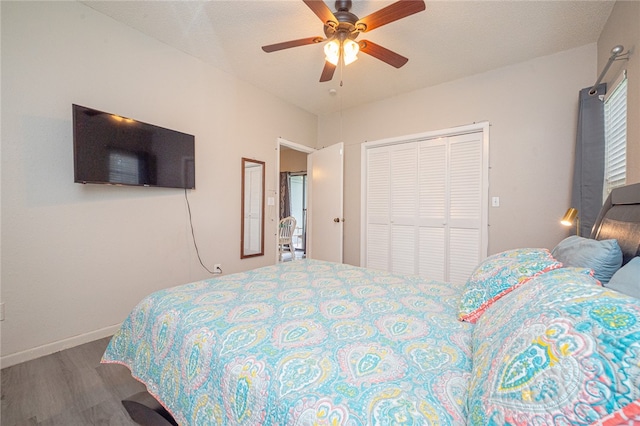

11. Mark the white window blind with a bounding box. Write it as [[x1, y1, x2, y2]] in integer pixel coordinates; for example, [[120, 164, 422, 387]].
[[603, 72, 627, 198]]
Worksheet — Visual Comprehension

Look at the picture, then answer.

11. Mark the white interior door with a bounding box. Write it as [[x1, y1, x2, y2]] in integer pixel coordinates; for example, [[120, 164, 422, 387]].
[[307, 143, 344, 263]]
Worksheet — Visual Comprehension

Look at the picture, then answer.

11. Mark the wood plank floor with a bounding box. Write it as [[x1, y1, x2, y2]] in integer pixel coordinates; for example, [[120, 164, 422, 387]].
[[1, 337, 146, 426]]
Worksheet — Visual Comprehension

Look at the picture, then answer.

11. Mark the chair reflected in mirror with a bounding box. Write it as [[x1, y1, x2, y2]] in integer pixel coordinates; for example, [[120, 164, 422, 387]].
[[278, 216, 297, 262]]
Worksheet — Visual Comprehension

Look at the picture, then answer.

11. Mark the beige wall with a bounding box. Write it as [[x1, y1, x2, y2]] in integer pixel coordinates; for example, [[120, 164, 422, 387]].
[[0, 2, 317, 364], [597, 1, 640, 184], [280, 148, 308, 172], [318, 44, 597, 267]]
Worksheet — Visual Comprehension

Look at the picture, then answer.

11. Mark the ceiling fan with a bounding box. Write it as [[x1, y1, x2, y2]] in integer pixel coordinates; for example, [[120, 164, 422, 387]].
[[262, 0, 426, 82]]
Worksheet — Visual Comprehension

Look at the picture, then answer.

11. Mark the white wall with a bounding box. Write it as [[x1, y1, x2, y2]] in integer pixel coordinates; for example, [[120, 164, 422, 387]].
[[0, 2, 317, 365], [318, 44, 597, 267]]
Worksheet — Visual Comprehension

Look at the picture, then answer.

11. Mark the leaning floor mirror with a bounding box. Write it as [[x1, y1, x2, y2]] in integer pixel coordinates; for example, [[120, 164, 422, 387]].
[[241, 157, 265, 258]]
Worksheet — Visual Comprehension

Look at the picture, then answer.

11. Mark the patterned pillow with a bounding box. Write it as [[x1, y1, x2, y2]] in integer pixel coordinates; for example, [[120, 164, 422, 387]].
[[457, 248, 562, 323], [468, 268, 640, 425]]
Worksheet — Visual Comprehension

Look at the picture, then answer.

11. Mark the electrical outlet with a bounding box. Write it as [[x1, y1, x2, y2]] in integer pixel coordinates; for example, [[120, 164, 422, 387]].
[[214, 264, 222, 274]]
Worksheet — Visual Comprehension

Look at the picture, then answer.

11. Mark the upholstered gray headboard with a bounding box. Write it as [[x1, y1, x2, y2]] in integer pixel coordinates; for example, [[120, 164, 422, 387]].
[[591, 182, 640, 266]]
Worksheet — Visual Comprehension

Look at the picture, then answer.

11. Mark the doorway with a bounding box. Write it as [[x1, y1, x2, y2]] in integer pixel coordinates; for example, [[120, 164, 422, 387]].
[[277, 138, 313, 262], [288, 173, 307, 255], [276, 138, 345, 264]]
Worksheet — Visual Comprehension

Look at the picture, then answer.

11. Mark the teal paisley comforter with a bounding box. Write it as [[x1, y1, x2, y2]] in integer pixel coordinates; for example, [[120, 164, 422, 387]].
[[102, 260, 473, 425]]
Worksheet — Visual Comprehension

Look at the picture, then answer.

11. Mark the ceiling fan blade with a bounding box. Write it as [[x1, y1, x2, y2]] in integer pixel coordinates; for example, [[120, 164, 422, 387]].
[[262, 37, 325, 53], [303, 0, 338, 26], [319, 61, 336, 82], [359, 40, 409, 68], [357, 0, 426, 32]]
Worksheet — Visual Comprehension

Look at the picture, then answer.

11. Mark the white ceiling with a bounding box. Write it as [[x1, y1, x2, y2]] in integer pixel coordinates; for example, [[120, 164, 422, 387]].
[[82, 0, 614, 116]]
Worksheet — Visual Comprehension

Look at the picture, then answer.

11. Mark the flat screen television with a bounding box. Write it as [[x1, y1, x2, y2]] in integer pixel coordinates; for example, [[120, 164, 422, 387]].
[[73, 104, 195, 189]]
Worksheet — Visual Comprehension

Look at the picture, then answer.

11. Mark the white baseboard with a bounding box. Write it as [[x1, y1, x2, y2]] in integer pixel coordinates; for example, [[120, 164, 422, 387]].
[[0, 324, 122, 369]]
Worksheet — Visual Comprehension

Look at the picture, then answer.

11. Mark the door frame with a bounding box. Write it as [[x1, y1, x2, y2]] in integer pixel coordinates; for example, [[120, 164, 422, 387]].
[[275, 137, 315, 263]]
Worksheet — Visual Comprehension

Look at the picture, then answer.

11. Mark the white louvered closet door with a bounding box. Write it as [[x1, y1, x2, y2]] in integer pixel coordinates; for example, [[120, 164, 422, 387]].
[[418, 140, 447, 281], [366, 147, 391, 270], [448, 133, 484, 283], [389, 144, 419, 275], [364, 128, 487, 284]]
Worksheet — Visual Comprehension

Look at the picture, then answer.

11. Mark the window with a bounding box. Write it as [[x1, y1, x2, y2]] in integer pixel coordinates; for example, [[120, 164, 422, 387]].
[[603, 72, 627, 199], [109, 150, 141, 185]]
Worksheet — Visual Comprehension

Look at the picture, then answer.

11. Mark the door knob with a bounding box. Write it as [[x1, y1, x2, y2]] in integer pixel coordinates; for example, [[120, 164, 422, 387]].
[[334, 217, 340, 223]]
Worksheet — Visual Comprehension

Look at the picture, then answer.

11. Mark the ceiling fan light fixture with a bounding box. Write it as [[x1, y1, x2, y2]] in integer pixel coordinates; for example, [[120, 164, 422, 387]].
[[324, 39, 340, 65], [342, 39, 359, 65], [261, 0, 426, 82]]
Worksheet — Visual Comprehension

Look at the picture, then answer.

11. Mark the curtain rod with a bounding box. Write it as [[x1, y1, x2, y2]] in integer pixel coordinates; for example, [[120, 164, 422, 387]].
[[589, 45, 630, 95]]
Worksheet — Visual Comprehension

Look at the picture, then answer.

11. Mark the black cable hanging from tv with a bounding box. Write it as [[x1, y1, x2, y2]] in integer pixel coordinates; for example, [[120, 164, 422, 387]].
[[184, 188, 221, 275]]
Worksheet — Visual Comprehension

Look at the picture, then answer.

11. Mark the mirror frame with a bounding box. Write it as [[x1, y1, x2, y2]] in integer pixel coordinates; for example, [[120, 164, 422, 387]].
[[241, 157, 265, 259]]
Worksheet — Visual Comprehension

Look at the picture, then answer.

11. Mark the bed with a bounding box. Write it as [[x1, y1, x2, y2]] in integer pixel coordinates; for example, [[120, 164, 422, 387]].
[[102, 182, 640, 425]]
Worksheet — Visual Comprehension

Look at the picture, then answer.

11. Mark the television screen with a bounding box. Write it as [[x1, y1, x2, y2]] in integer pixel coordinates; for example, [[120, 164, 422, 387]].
[[73, 104, 195, 189]]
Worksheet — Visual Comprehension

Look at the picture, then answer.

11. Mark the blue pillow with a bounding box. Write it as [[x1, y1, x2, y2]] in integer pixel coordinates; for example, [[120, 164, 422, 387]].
[[606, 257, 640, 298], [551, 236, 622, 284]]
